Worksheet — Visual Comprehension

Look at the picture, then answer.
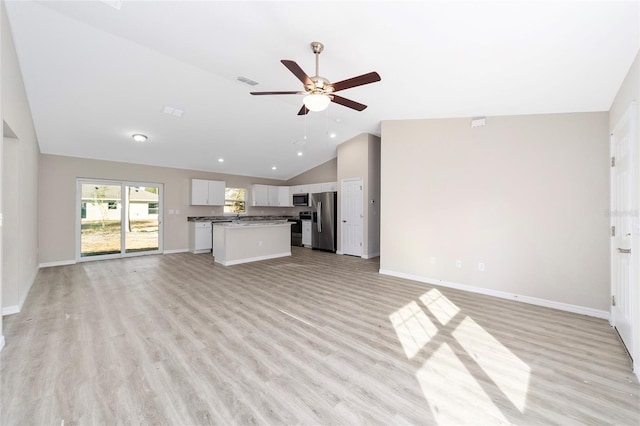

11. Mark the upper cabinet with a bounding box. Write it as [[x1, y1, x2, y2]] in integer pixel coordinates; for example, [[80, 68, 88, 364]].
[[191, 179, 225, 205], [308, 183, 323, 194], [252, 184, 292, 207], [290, 184, 309, 195], [321, 182, 338, 192], [252, 184, 270, 206]]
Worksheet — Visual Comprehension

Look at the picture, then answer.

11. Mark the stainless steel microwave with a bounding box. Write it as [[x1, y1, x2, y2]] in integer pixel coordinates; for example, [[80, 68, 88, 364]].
[[292, 193, 309, 206]]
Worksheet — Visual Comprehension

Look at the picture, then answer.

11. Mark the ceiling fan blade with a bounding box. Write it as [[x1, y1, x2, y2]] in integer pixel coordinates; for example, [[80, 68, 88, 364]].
[[330, 72, 381, 93], [250, 91, 303, 95], [331, 95, 367, 111], [281, 60, 312, 86], [297, 105, 309, 116]]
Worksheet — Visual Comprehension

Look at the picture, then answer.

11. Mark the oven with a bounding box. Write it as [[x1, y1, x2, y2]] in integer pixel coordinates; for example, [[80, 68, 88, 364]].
[[288, 218, 303, 246]]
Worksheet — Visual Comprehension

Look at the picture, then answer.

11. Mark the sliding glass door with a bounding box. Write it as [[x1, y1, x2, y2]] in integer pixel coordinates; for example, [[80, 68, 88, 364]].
[[78, 179, 163, 259]]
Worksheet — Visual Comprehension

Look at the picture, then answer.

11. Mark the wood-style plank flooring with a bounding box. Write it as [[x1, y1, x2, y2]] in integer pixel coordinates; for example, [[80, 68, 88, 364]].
[[1, 248, 639, 425]]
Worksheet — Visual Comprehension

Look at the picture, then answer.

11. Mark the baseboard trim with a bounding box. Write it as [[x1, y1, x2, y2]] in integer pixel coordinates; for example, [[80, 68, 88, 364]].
[[336, 251, 343, 255], [215, 252, 291, 266], [363, 252, 380, 259], [163, 249, 189, 254], [189, 249, 211, 255], [2, 305, 20, 316], [0, 336, 5, 351], [378, 269, 609, 320], [39, 260, 75, 268]]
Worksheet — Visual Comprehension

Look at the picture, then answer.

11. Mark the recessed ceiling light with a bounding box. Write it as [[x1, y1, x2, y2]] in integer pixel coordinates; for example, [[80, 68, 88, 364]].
[[329, 132, 336, 139], [297, 152, 303, 156], [271, 166, 277, 170], [218, 158, 224, 163], [132, 134, 148, 142]]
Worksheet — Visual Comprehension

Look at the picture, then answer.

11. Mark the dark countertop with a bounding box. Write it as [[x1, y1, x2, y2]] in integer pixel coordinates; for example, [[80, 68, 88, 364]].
[[187, 215, 295, 222]]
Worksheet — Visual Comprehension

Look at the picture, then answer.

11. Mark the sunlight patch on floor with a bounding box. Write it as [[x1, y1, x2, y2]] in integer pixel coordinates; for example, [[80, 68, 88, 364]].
[[389, 301, 438, 359], [416, 342, 509, 425], [452, 316, 531, 412], [420, 288, 460, 326]]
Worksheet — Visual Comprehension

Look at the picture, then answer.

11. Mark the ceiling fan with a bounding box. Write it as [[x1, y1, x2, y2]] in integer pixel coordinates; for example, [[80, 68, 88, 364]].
[[250, 42, 381, 115]]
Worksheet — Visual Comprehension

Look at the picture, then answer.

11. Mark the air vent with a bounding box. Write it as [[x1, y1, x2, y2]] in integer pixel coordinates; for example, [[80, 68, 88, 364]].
[[163, 106, 184, 117], [100, 1, 123, 10], [237, 76, 259, 86]]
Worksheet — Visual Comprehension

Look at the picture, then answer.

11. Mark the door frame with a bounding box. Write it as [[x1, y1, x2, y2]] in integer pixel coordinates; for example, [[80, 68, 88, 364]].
[[76, 178, 164, 261], [610, 101, 639, 377]]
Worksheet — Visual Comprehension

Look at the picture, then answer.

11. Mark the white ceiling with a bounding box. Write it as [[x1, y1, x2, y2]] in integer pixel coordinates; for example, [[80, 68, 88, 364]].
[[5, 0, 639, 180]]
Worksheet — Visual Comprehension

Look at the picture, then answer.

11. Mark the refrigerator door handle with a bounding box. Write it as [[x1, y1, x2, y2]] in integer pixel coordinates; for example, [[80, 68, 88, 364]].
[[317, 201, 322, 233]]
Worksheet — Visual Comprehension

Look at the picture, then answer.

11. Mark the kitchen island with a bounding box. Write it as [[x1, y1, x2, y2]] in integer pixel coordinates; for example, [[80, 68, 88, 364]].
[[212, 221, 292, 266]]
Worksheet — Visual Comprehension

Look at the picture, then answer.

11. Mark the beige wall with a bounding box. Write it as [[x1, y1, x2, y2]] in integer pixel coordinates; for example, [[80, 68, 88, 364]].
[[2, 3, 40, 314], [608, 50, 639, 373], [380, 112, 610, 311], [286, 158, 337, 186], [39, 154, 300, 264], [336, 133, 381, 257]]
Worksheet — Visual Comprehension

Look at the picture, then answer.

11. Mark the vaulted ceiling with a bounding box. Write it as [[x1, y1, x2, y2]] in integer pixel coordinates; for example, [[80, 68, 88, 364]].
[[5, 1, 639, 179]]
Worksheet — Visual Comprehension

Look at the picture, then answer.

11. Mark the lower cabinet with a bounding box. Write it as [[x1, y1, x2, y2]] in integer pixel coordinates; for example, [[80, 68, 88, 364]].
[[302, 220, 312, 246], [188, 222, 213, 253]]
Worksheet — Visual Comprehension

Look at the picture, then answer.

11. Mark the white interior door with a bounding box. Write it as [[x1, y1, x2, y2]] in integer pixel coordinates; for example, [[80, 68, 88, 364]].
[[611, 102, 638, 370], [341, 178, 363, 256]]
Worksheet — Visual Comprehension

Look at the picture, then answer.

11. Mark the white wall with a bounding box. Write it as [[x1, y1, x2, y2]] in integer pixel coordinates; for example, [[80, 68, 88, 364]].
[[1, 3, 40, 315], [380, 112, 610, 313]]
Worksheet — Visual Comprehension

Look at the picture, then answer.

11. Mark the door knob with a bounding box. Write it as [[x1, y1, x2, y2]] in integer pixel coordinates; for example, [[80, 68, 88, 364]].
[[617, 248, 632, 254]]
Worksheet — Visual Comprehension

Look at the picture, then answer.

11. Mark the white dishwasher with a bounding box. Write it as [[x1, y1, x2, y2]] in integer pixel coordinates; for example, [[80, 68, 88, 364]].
[[188, 221, 213, 254]]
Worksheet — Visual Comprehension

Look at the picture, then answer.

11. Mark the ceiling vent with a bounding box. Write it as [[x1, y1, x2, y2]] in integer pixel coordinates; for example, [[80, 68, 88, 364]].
[[237, 76, 259, 86], [100, 1, 123, 10]]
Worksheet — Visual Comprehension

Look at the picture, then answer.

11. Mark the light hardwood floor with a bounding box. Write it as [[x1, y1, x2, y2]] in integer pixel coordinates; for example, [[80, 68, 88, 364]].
[[1, 248, 639, 425]]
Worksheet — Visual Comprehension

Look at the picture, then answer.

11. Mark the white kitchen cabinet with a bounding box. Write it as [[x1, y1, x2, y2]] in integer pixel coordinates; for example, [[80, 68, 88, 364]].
[[277, 186, 292, 207], [191, 179, 225, 205], [290, 184, 309, 195], [308, 183, 322, 195], [188, 221, 213, 254], [321, 181, 337, 192], [253, 184, 293, 207], [302, 220, 312, 246], [267, 186, 280, 206], [252, 184, 270, 206]]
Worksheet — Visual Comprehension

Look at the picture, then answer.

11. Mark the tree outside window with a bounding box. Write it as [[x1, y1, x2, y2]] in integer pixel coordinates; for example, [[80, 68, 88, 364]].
[[224, 188, 246, 214]]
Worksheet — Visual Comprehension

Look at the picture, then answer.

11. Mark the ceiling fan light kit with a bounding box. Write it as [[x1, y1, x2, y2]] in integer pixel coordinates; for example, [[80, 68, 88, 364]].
[[250, 41, 381, 115], [303, 93, 331, 112]]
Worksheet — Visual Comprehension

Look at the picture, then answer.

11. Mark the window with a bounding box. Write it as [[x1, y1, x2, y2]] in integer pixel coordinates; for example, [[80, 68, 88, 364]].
[[148, 202, 159, 215], [224, 188, 246, 214], [108, 201, 118, 210]]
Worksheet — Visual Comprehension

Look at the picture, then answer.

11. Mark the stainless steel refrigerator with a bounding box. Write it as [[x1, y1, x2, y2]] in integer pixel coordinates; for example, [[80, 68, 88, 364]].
[[311, 191, 337, 252]]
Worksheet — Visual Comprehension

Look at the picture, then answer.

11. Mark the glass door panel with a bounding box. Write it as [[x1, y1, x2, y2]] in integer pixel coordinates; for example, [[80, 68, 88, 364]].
[[125, 185, 160, 253], [80, 183, 122, 257]]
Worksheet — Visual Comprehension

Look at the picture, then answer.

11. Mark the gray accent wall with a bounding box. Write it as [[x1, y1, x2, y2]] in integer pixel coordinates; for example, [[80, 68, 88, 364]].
[[380, 112, 610, 311]]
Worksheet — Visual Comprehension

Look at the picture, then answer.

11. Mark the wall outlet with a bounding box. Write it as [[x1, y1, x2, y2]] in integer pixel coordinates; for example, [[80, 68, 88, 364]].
[[175, 209, 180, 214], [478, 262, 485, 272], [456, 260, 463, 269], [168, 209, 175, 215], [429, 256, 435, 265]]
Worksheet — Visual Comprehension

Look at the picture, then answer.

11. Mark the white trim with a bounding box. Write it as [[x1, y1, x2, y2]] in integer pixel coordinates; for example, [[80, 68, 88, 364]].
[[39, 260, 76, 268], [2, 305, 19, 315], [215, 252, 291, 266], [336, 250, 344, 255], [190, 249, 212, 255], [379, 269, 609, 320], [363, 252, 380, 259], [163, 248, 189, 255], [0, 336, 5, 351]]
